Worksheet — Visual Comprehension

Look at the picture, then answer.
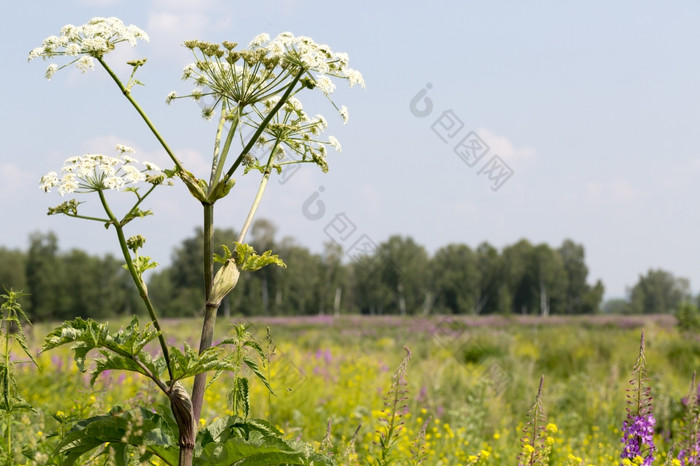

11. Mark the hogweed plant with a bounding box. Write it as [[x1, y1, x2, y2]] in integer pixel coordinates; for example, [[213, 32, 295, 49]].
[[29, 16, 363, 465], [620, 331, 656, 466]]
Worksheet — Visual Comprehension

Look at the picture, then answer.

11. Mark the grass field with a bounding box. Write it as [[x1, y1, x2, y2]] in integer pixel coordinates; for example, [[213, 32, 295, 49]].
[[9, 313, 698, 464]]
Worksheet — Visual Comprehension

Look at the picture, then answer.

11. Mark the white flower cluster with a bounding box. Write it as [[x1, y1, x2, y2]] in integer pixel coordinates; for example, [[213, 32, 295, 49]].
[[253, 96, 342, 172], [249, 32, 365, 91], [175, 33, 363, 117], [40, 146, 161, 196], [28, 17, 149, 79]]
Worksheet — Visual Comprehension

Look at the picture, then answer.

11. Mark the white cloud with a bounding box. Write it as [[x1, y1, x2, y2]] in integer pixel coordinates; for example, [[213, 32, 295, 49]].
[[585, 177, 637, 203], [175, 148, 211, 178], [77, 135, 209, 178], [0, 163, 33, 200], [148, 11, 208, 48], [476, 128, 536, 163], [358, 184, 380, 215], [146, 0, 236, 60], [80, 135, 135, 153]]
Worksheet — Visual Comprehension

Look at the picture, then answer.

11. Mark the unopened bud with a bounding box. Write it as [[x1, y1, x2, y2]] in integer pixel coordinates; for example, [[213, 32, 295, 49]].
[[209, 260, 240, 307]]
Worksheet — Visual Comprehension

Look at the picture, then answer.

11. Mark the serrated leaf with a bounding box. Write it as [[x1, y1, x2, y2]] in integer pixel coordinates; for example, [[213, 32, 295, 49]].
[[41, 317, 164, 384], [54, 408, 179, 466], [234, 242, 286, 272], [243, 340, 266, 360], [243, 356, 273, 395], [91, 350, 163, 387], [195, 432, 334, 465], [168, 344, 239, 382], [213, 244, 233, 264], [229, 377, 250, 420], [124, 256, 159, 275]]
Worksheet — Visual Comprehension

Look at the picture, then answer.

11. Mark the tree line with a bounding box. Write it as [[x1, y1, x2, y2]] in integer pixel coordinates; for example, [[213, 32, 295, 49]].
[[0, 223, 696, 321]]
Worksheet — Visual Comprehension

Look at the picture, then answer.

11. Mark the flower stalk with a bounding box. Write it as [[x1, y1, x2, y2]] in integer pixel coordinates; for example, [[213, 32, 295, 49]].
[[620, 331, 656, 466]]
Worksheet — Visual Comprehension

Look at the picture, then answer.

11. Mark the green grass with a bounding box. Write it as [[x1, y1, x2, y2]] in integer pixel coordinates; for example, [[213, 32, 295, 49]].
[[8, 314, 696, 464]]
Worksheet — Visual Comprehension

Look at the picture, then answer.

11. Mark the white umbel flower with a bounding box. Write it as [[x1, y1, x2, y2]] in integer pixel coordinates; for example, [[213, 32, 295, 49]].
[[29, 17, 149, 80], [40, 145, 162, 195], [328, 136, 342, 153]]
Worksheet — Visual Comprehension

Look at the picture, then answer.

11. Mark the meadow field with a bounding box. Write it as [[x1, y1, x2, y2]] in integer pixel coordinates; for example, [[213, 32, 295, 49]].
[[10, 313, 697, 465]]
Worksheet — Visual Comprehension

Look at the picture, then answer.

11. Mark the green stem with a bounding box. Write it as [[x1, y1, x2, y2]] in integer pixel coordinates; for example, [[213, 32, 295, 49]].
[[123, 183, 159, 223], [97, 57, 185, 173], [208, 109, 228, 188], [191, 203, 218, 421], [64, 213, 111, 223], [222, 67, 306, 185], [239, 136, 281, 243], [208, 110, 239, 197], [237, 144, 278, 244], [203, 204, 214, 304], [97, 191, 173, 382], [191, 71, 304, 419]]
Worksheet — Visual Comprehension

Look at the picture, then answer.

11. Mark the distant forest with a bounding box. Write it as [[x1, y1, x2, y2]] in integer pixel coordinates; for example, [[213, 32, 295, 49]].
[[0, 219, 696, 321]]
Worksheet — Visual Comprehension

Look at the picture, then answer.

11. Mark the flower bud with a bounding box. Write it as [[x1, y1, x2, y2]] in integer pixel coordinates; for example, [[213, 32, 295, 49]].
[[209, 259, 240, 307]]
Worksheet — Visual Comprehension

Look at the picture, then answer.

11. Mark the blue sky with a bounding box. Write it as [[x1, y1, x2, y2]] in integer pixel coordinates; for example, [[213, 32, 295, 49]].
[[2, 1, 700, 300]]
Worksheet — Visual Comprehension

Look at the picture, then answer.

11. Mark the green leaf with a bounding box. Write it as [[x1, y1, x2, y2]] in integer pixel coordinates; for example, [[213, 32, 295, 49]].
[[91, 349, 163, 387], [233, 242, 286, 272], [195, 432, 334, 465], [41, 317, 164, 384], [194, 416, 334, 465], [54, 407, 179, 466], [168, 343, 239, 382], [213, 244, 233, 264], [243, 340, 266, 360], [124, 255, 159, 275], [243, 356, 274, 395], [228, 377, 250, 420]]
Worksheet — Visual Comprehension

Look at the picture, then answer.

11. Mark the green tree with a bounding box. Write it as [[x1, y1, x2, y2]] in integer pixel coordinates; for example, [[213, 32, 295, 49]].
[[627, 268, 691, 314], [0, 248, 27, 294], [351, 254, 392, 315], [375, 236, 430, 315], [59, 249, 101, 320], [272, 238, 323, 315], [530, 243, 568, 315], [476, 242, 509, 314], [318, 242, 346, 316], [249, 219, 278, 315], [603, 298, 628, 314], [25, 232, 63, 321], [502, 239, 536, 315], [431, 244, 481, 314], [557, 239, 604, 314]]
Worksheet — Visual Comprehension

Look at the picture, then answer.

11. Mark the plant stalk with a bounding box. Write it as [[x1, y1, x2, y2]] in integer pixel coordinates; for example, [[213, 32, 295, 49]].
[[97, 191, 172, 380], [191, 203, 217, 421], [97, 57, 185, 173]]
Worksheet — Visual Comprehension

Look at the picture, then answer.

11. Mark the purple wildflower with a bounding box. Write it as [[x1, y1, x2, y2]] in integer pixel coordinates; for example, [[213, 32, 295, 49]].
[[620, 413, 656, 465], [620, 331, 656, 465]]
